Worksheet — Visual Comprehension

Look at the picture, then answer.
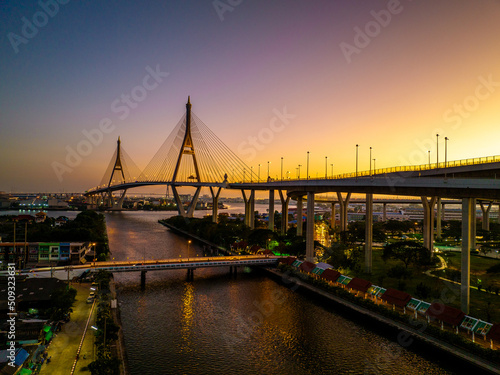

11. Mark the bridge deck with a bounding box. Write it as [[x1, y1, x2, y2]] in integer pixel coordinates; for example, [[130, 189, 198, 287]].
[[22, 255, 279, 276]]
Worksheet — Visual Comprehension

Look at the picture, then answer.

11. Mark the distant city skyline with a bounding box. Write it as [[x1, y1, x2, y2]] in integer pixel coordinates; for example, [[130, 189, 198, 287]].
[[2, 0, 500, 192]]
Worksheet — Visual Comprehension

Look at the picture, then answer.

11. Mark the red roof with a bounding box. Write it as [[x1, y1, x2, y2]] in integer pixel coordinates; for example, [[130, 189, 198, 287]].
[[299, 261, 316, 273], [425, 302, 466, 326], [14, 215, 35, 221], [486, 324, 500, 341], [347, 277, 372, 293], [248, 245, 261, 253], [279, 256, 296, 265], [320, 269, 341, 282], [381, 288, 412, 308]]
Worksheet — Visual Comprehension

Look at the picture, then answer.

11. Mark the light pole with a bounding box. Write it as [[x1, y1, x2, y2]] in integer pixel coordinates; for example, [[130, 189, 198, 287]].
[[369, 147, 372, 176], [325, 156, 328, 179], [373, 159, 376, 173], [306, 151, 310, 180], [250, 166, 253, 183], [187, 240, 191, 260], [428, 150, 431, 168], [356, 144, 359, 179], [281, 157, 283, 181], [298, 164, 302, 179], [331, 164, 334, 178], [445, 137, 449, 168], [436, 134, 439, 167], [445, 137, 449, 178], [267, 161, 270, 180], [258, 164, 261, 182]]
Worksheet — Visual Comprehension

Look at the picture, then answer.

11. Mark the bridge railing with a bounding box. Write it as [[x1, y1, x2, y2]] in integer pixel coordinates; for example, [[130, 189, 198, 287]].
[[237, 154, 500, 183], [87, 154, 500, 191]]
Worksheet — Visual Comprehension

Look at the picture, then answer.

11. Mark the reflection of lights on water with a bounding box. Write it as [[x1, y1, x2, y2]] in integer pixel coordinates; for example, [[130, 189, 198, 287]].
[[180, 283, 195, 350]]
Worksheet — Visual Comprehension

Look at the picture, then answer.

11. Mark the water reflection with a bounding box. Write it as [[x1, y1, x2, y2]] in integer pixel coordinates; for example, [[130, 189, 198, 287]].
[[107, 211, 456, 375]]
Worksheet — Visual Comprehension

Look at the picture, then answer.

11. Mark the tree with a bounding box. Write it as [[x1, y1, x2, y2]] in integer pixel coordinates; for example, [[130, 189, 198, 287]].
[[47, 287, 77, 321], [323, 242, 362, 272], [382, 241, 430, 269]]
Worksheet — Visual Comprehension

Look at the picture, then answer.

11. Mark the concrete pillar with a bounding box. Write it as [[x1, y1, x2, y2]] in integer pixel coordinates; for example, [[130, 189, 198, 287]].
[[461, 198, 473, 314], [186, 187, 202, 218], [297, 196, 303, 236], [306, 192, 315, 262], [421, 196, 436, 253], [116, 189, 127, 210], [480, 201, 492, 231], [268, 189, 275, 231], [210, 186, 222, 223], [330, 202, 337, 229], [172, 186, 187, 217], [382, 203, 387, 222], [365, 193, 373, 274], [242, 190, 251, 227], [249, 190, 255, 230], [471, 199, 477, 251], [278, 190, 290, 235], [436, 197, 442, 240], [337, 192, 351, 232]]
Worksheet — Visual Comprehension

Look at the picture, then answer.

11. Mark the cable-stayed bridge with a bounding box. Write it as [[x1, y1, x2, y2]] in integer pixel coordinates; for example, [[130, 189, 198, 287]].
[[84, 97, 500, 313]]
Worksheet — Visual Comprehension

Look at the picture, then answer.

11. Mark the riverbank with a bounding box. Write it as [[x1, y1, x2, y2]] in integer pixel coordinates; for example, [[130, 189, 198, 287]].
[[109, 275, 130, 375], [160, 222, 500, 374], [263, 266, 500, 374], [159, 219, 236, 256]]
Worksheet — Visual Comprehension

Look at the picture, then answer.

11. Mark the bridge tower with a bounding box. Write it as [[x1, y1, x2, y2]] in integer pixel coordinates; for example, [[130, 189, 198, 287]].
[[106, 137, 127, 210], [171, 97, 202, 217]]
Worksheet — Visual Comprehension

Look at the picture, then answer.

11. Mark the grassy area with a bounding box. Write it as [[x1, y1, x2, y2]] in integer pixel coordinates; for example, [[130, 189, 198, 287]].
[[346, 248, 500, 323]]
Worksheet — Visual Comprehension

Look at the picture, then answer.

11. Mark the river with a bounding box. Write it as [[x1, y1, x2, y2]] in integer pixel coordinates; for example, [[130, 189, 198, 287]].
[[102, 209, 463, 375]]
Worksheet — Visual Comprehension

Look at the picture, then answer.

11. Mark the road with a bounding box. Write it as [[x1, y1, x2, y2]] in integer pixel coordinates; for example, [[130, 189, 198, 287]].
[[39, 283, 97, 375]]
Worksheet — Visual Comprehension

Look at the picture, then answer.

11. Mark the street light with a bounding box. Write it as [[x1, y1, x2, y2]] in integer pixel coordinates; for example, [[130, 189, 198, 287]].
[[331, 164, 334, 178], [250, 166, 253, 183], [187, 240, 192, 259], [298, 164, 302, 179], [373, 159, 376, 173], [325, 156, 328, 179], [281, 157, 283, 181], [369, 147, 372, 176], [267, 161, 270, 179], [428, 150, 431, 168], [445, 137, 449, 168], [258, 164, 261, 182], [436, 134, 439, 167], [306, 151, 310, 180], [445, 137, 449, 178], [356, 144, 359, 179]]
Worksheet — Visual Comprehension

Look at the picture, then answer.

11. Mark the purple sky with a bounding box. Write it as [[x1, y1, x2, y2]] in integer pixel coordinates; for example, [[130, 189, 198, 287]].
[[1, 0, 500, 193]]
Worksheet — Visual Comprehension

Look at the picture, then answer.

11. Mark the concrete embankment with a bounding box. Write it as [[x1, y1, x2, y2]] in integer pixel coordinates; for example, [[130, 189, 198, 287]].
[[159, 220, 235, 255], [109, 276, 130, 375], [263, 267, 500, 375]]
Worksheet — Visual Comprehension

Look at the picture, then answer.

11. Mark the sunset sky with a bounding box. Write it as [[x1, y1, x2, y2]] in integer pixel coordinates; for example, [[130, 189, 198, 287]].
[[1, 0, 500, 193]]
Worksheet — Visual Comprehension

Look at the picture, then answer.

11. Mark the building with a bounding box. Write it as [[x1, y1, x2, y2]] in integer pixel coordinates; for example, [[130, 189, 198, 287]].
[[0, 242, 92, 269]]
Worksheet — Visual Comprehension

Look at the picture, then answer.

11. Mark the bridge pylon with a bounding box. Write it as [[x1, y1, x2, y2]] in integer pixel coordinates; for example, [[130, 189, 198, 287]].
[[108, 137, 126, 187], [172, 97, 201, 218]]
